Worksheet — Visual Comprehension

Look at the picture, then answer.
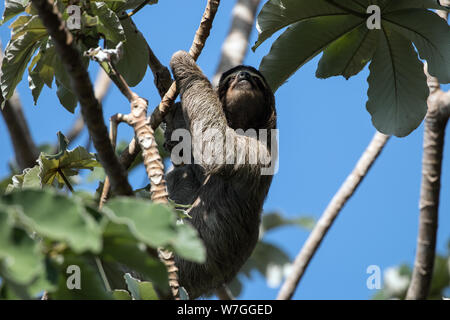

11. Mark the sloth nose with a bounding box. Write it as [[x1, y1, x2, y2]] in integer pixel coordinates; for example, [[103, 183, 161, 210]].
[[237, 71, 251, 80]]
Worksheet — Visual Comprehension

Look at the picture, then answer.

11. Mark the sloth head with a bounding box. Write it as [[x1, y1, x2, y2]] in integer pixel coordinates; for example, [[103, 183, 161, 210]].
[[218, 66, 276, 131]]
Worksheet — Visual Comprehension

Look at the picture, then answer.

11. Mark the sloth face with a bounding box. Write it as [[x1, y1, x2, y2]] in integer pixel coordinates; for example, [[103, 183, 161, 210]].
[[221, 69, 268, 93], [218, 66, 275, 131]]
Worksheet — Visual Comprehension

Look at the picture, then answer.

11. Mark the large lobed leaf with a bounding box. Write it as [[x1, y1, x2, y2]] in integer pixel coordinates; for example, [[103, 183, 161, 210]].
[[0, 205, 44, 287], [103, 197, 206, 263], [111, 18, 149, 86], [91, 2, 125, 45], [124, 273, 159, 300], [367, 28, 429, 136], [2, 189, 103, 253], [0, 0, 29, 25], [6, 132, 100, 191], [255, 0, 450, 136], [0, 26, 46, 106], [101, 222, 170, 292]]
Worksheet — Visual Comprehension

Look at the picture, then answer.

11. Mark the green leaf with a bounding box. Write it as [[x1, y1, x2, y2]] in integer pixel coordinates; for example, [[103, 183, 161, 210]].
[[367, 28, 429, 137], [0, 174, 14, 195], [103, 197, 178, 248], [110, 0, 157, 12], [385, 0, 450, 12], [56, 80, 78, 113], [261, 212, 315, 235], [2, 189, 102, 253], [33, 42, 55, 88], [39, 146, 100, 186], [103, 197, 205, 262], [4, 15, 47, 105], [101, 222, 169, 292], [6, 165, 42, 193], [241, 241, 291, 288], [45, 131, 69, 160], [0, 205, 44, 285], [113, 289, 132, 300], [1, 0, 29, 25], [316, 26, 378, 79], [7, 133, 101, 189], [259, 15, 363, 91], [255, 0, 448, 136], [112, 18, 148, 86], [91, 2, 125, 44], [28, 39, 55, 105], [1, 29, 45, 105], [383, 9, 450, 83], [124, 273, 159, 300], [171, 223, 205, 263], [51, 254, 112, 300], [10, 15, 46, 40], [253, 0, 361, 51], [28, 62, 44, 105], [429, 255, 450, 299]]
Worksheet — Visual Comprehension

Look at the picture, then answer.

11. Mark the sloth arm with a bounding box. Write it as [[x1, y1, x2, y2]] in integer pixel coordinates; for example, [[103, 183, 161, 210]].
[[170, 50, 268, 176]]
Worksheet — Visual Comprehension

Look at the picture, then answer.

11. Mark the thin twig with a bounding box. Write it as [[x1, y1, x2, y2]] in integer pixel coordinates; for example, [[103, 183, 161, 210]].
[[149, 0, 220, 129], [57, 169, 74, 193], [147, 43, 173, 98], [277, 132, 390, 300], [0, 91, 39, 170], [95, 257, 112, 292], [120, 0, 153, 20], [31, 0, 133, 196]]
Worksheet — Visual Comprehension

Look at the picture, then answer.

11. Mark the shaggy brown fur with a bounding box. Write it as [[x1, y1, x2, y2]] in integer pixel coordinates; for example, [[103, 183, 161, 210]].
[[164, 51, 276, 299]]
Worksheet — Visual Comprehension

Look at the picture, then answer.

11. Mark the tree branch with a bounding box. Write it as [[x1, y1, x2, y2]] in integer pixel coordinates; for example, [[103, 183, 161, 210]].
[[0, 47, 39, 171], [406, 39, 450, 298], [149, 0, 220, 129], [147, 42, 173, 98], [31, 0, 132, 196], [277, 132, 390, 300], [65, 69, 111, 145], [0, 92, 39, 171], [212, 0, 261, 85]]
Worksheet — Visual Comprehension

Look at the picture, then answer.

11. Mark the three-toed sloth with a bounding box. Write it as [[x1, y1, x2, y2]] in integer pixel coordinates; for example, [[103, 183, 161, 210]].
[[164, 51, 277, 299]]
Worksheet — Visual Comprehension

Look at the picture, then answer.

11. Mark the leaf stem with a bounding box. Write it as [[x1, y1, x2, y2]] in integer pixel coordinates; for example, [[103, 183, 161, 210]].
[[95, 257, 112, 292], [57, 168, 74, 193], [120, 0, 152, 20]]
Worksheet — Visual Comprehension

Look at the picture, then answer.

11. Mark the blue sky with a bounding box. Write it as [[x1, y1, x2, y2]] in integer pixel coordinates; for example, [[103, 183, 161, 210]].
[[1, 1, 449, 300]]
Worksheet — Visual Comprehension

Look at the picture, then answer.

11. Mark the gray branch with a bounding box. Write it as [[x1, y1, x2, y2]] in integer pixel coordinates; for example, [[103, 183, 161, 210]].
[[212, 0, 261, 86], [277, 132, 390, 300]]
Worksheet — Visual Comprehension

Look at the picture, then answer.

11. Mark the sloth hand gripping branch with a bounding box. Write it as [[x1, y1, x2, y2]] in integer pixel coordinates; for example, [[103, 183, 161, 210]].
[[164, 50, 277, 299]]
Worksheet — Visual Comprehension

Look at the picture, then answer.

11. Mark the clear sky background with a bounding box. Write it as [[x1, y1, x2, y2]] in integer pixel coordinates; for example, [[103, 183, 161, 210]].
[[1, 1, 449, 300]]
